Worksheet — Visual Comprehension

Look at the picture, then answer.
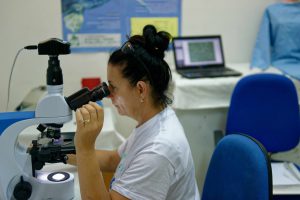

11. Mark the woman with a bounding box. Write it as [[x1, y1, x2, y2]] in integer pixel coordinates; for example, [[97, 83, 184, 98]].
[[73, 24, 200, 200]]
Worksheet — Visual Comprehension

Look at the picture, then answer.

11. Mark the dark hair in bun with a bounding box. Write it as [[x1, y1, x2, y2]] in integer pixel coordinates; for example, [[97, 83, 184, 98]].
[[143, 24, 171, 59], [108, 24, 173, 107]]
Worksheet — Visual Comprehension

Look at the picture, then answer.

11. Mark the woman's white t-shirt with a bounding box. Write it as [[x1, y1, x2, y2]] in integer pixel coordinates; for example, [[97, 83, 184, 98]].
[[110, 107, 200, 200]]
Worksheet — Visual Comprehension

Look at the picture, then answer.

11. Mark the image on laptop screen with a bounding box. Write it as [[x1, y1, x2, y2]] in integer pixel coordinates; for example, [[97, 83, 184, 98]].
[[173, 36, 224, 69]]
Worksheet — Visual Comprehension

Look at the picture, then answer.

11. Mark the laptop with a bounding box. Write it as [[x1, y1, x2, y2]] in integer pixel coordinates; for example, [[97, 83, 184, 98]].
[[172, 35, 242, 78]]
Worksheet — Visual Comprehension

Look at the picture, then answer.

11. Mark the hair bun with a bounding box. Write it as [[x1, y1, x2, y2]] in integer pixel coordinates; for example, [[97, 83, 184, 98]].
[[143, 24, 171, 59]]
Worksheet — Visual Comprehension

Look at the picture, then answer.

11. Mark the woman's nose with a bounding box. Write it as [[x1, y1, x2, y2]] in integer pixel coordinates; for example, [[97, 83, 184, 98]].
[[107, 86, 114, 99], [107, 92, 113, 99], [108, 94, 115, 104]]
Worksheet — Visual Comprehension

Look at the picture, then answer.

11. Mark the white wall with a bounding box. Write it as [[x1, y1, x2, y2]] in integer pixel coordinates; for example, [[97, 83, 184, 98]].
[[0, 0, 277, 133], [182, 0, 278, 62]]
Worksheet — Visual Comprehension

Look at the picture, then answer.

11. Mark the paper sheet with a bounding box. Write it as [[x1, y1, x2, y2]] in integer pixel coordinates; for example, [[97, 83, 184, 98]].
[[272, 162, 300, 186]]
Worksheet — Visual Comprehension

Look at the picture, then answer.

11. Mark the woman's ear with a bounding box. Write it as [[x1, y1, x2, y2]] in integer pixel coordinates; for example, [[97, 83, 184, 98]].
[[136, 81, 148, 97]]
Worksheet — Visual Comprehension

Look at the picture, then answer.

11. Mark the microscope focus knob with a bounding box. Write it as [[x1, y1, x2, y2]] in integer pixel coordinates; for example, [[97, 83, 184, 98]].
[[13, 176, 32, 200]]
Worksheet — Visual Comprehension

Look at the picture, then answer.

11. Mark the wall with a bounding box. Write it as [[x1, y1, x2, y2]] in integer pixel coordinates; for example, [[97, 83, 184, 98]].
[[0, 0, 277, 135]]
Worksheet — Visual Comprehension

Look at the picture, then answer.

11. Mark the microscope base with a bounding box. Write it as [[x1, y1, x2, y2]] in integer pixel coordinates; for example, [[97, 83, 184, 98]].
[[32, 171, 74, 200]]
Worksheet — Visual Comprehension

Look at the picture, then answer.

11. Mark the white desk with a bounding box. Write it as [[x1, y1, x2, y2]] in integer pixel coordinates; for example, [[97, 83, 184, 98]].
[[171, 64, 300, 195], [18, 106, 124, 199], [172, 64, 300, 110]]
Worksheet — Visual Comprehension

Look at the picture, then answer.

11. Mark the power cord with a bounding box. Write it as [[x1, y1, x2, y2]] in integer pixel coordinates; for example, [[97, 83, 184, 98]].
[[6, 45, 37, 111]]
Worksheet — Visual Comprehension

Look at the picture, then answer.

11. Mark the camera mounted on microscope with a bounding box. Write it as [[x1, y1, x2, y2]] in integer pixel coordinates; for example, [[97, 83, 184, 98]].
[[38, 38, 70, 86], [36, 38, 110, 108]]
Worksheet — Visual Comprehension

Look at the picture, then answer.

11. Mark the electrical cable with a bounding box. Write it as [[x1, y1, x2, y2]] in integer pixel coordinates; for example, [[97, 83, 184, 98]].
[[24, 45, 38, 50], [6, 45, 37, 111]]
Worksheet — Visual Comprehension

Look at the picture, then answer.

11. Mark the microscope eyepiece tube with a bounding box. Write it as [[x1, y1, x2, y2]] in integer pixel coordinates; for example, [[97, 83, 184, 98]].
[[90, 82, 110, 102], [66, 82, 110, 110]]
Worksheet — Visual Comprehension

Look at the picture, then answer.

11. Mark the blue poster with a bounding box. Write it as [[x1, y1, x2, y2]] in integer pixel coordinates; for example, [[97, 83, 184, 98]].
[[61, 0, 181, 53]]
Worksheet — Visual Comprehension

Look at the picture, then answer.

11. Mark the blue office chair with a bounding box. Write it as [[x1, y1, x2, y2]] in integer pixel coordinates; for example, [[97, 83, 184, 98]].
[[202, 134, 272, 200], [225, 73, 300, 200], [226, 73, 300, 153]]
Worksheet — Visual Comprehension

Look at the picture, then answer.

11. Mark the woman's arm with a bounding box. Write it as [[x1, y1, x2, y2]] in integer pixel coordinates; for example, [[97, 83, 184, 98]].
[[67, 150, 120, 172], [75, 102, 128, 200]]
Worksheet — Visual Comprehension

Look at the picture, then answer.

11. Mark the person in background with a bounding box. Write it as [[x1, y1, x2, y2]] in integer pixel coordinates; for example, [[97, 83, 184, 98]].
[[250, 0, 300, 78], [70, 24, 200, 200]]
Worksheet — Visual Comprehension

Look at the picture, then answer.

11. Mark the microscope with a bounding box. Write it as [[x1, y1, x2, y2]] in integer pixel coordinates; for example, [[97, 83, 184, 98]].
[[0, 38, 110, 200]]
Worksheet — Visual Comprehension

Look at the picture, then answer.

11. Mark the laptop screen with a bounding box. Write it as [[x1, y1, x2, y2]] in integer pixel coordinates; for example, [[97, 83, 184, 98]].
[[173, 36, 225, 69]]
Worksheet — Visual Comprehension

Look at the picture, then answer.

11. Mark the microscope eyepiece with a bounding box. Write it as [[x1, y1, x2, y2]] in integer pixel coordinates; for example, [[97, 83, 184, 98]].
[[90, 82, 110, 102], [66, 82, 110, 110]]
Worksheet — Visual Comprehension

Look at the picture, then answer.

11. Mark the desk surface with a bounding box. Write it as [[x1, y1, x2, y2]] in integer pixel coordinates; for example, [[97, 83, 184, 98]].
[[172, 64, 300, 110]]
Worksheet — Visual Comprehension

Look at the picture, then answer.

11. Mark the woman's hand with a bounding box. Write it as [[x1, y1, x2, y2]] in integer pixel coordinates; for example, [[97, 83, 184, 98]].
[[75, 101, 104, 152]]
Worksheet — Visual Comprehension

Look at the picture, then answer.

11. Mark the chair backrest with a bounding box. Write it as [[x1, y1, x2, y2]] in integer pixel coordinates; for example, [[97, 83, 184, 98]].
[[202, 134, 272, 200], [226, 73, 300, 153]]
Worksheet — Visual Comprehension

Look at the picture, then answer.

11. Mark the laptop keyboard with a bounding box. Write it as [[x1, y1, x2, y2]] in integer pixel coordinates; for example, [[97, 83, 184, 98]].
[[182, 68, 241, 78]]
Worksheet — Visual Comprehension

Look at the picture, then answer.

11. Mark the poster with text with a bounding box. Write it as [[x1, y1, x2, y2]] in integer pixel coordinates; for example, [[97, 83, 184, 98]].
[[61, 0, 181, 52]]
